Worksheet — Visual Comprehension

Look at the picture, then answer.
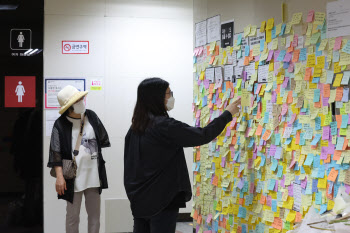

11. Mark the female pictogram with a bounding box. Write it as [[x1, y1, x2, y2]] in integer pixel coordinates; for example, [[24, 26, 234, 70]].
[[15, 81, 25, 103]]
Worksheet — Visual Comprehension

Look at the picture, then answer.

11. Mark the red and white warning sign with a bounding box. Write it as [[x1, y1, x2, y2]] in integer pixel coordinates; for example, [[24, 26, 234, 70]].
[[5, 76, 36, 108], [62, 41, 89, 54]]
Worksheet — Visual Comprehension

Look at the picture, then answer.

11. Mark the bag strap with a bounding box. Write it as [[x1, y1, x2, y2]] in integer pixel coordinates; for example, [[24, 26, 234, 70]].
[[73, 114, 85, 157]]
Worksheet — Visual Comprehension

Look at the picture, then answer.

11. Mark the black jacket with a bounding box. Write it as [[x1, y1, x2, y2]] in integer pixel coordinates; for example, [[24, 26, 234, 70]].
[[47, 109, 111, 203], [124, 110, 232, 218]]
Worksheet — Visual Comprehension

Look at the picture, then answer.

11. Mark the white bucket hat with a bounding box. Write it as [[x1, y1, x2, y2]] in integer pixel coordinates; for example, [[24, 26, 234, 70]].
[[57, 85, 88, 114]]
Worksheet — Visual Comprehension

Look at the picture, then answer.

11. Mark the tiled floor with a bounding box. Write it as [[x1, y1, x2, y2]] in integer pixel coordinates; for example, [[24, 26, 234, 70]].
[[176, 222, 193, 233]]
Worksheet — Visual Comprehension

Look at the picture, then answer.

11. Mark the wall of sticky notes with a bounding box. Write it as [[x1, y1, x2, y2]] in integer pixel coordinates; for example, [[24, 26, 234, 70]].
[[192, 1, 350, 233]]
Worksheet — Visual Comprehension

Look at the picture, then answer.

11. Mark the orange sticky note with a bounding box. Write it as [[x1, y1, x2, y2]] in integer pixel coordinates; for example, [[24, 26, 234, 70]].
[[209, 56, 215, 64], [292, 49, 300, 62], [260, 195, 266, 204], [333, 150, 342, 160], [323, 84, 330, 97], [244, 56, 249, 65], [304, 67, 312, 81], [271, 217, 283, 230], [262, 130, 271, 141], [255, 125, 263, 136], [295, 212, 302, 223], [335, 87, 343, 102], [328, 168, 339, 182], [214, 45, 220, 56], [336, 115, 342, 128]]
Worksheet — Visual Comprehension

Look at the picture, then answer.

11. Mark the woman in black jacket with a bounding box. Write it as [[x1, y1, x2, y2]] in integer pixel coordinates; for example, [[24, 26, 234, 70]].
[[124, 78, 240, 233]]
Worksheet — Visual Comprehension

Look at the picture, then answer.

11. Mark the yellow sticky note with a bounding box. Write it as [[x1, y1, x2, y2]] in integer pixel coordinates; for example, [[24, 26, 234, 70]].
[[333, 73, 343, 87], [260, 21, 266, 32], [291, 12, 302, 25], [266, 18, 274, 30], [306, 54, 316, 67], [314, 12, 325, 25]]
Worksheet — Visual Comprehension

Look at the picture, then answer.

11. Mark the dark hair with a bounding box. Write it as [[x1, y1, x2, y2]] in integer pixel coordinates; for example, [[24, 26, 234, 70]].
[[131, 78, 169, 134], [62, 106, 74, 116]]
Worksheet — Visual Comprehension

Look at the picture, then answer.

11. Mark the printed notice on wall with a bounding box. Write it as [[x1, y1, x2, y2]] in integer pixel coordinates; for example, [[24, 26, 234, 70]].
[[207, 15, 221, 44], [62, 41, 89, 54], [327, 1, 350, 38], [45, 78, 86, 109], [221, 20, 234, 48], [195, 20, 207, 47]]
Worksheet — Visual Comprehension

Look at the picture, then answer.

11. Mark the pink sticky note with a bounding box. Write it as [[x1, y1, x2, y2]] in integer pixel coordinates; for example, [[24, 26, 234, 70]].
[[307, 10, 315, 23], [345, 184, 350, 194], [195, 110, 201, 118], [322, 126, 330, 140], [267, 196, 272, 206], [248, 159, 253, 169], [334, 37, 342, 51], [221, 157, 226, 167], [250, 182, 255, 193], [288, 185, 294, 196], [292, 34, 298, 47], [274, 180, 279, 192], [282, 77, 289, 88], [288, 63, 294, 72], [255, 83, 262, 94], [267, 50, 274, 61], [206, 214, 212, 223], [204, 79, 209, 89], [283, 52, 292, 62], [281, 103, 288, 115]]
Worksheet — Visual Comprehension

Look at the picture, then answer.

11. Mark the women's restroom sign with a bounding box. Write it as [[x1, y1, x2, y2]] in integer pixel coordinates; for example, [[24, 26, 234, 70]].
[[5, 76, 36, 108]]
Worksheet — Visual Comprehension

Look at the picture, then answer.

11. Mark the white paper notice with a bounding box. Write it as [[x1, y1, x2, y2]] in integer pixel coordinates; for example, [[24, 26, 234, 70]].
[[249, 29, 265, 48], [293, 182, 302, 212], [215, 67, 223, 81], [205, 68, 215, 83], [258, 64, 269, 83], [327, 1, 350, 38], [245, 63, 256, 78], [45, 78, 86, 109], [45, 110, 60, 136], [224, 65, 234, 81], [195, 20, 207, 47], [207, 15, 221, 43]]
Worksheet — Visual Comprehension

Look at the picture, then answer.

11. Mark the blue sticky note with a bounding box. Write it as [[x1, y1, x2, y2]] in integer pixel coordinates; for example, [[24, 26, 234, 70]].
[[272, 200, 277, 212], [312, 77, 320, 83], [263, 112, 269, 123], [336, 137, 345, 150], [299, 48, 307, 61], [277, 165, 283, 177], [280, 24, 286, 36], [304, 153, 314, 166], [275, 147, 283, 159], [342, 88, 349, 102], [331, 122, 338, 135], [271, 26, 276, 39], [238, 206, 247, 218], [312, 179, 318, 193], [341, 115, 349, 129], [260, 39, 265, 51], [237, 49, 242, 59], [319, 204, 327, 214], [271, 158, 278, 171], [311, 134, 322, 146], [275, 133, 281, 145], [245, 45, 250, 57], [313, 155, 320, 168], [268, 179, 276, 190], [277, 50, 286, 61], [202, 96, 207, 107], [314, 89, 320, 102], [299, 133, 306, 146], [318, 165, 325, 178], [237, 34, 242, 45], [315, 43, 322, 56], [315, 117, 321, 130], [316, 192, 322, 205]]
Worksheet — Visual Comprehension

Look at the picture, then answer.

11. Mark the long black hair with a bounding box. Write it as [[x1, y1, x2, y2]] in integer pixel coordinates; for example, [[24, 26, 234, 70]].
[[131, 78, 169, 134]]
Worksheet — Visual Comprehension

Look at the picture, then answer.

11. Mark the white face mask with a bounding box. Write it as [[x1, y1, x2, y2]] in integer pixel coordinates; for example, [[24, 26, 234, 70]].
[[73, 100, 86, 114], [166, 96, 175, 111]]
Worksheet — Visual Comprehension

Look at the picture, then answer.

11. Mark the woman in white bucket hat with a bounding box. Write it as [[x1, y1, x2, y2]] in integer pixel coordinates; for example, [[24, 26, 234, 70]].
[[47, 85, 111, 233]]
